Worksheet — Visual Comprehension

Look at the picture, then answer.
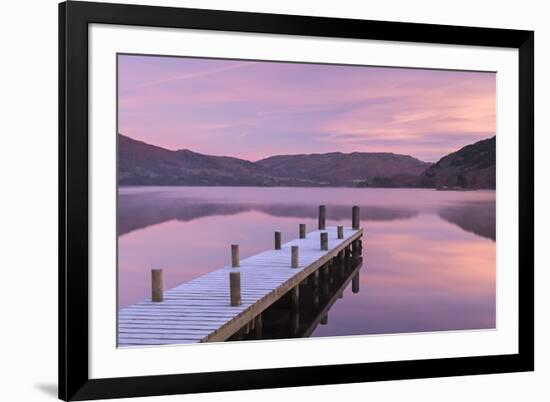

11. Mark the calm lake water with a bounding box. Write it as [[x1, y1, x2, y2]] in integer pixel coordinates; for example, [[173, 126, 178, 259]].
[[118, 186, 496, 337]]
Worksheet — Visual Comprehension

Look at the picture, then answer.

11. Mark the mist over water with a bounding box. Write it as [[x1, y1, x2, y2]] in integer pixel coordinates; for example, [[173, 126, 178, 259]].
[[118, 186, 496, 336]]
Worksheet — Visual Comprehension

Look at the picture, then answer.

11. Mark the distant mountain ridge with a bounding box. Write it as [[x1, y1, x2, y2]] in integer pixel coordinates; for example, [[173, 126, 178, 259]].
[[118, 134, 433, 187], [118, 134, 313, 186], [118, 134, 495, 189], [420, 136, 495, 189], [257, 152, 430, 186]]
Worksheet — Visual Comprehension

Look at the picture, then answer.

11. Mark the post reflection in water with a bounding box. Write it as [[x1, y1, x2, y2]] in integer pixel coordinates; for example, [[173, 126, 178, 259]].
[[118, 187, 496, 338], [228, 251, 365, 341]]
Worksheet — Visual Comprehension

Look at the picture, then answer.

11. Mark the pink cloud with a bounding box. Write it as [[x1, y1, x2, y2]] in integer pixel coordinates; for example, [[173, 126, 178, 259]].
[[118, 55, 496, 161]]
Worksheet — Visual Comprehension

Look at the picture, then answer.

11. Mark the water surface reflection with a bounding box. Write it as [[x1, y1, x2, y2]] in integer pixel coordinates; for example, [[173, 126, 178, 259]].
[[118, 187, 496, 336], [118, 190, 418, 236]]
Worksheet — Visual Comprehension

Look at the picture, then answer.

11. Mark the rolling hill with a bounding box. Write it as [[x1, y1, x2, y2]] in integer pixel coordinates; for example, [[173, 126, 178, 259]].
[[256, 152, 430, 186], [118, 133, 495, 189], [118, 134, 432, 187], [420, 136, 496, 189], [118, 134, 314, 186]]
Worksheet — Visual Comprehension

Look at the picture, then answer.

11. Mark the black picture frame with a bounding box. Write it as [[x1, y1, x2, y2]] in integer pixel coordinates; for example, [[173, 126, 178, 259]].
[[59, 1, 534, 400]]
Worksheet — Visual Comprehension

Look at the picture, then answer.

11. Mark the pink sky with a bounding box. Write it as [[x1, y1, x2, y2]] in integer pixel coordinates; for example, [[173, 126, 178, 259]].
[[117, 54, 496, 162]]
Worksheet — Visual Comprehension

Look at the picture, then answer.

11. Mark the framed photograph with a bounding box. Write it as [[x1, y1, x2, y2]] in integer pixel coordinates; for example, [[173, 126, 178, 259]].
[[59, 1, 534, 400]]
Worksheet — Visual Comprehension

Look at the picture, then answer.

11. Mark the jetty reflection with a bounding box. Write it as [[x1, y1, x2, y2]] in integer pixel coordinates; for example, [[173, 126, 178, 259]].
[[229, 253, 364, 341]]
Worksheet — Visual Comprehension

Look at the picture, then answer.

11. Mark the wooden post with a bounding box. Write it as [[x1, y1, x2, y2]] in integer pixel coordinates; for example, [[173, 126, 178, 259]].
[[321, 264, 330, 295], [312, 270, 319, 289], [291, 245, 299, 268], [290, 286, 299, 308], [320, 232, 328, 250], [337, 225, 344, 239], [323, 263, 330, 279], [301, 274, 309, 286], [290, 285, 300, 335], [339, 250, 345, 266], [151, 269, 163, 302], [255, 314, 263, 339], [352, 205, 360, 230], [313, 290, 319, 308], [352, 239, 363, 259], [345, 246, 351, 265], [274, 231, 282, 250], [318, 205, 326, 230], [231, 244, 240, 267], [290, 308, 300, 336], [338, 252, 345, 277], [230, 271, 241, 306], [352, 272, 360, 294], [299, 223, 306, 239]]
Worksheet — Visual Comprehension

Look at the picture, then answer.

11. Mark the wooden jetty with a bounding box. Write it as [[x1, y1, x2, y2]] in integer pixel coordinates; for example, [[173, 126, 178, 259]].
[[118, 207, 364, 347]]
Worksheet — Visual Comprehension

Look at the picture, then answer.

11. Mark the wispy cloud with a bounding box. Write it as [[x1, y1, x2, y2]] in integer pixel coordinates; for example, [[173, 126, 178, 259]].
[[128, 61, 253, 91], [118, 55, 496, 161]]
